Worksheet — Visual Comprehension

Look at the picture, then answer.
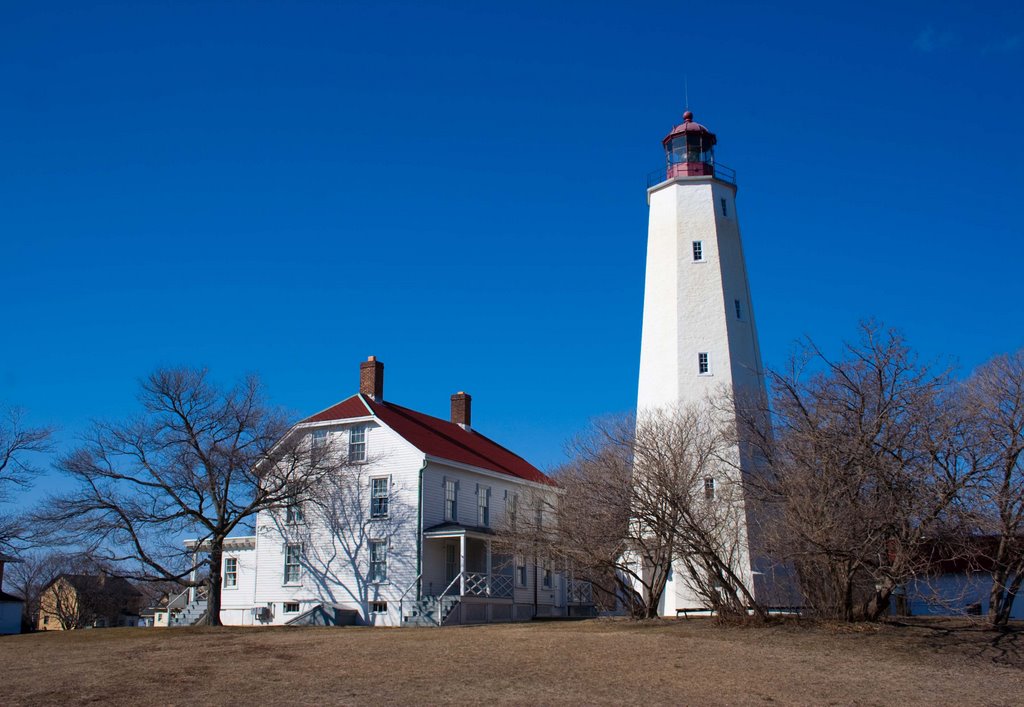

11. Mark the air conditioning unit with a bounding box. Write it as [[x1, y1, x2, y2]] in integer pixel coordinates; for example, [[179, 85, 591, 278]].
[[251, 606, 271, 621]]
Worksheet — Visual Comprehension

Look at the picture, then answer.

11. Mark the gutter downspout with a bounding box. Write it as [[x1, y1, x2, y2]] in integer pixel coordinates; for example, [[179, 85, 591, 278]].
[[416, 458, 427, 601]]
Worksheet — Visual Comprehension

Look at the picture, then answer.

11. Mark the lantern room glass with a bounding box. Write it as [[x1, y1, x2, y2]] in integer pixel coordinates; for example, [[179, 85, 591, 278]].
[[666, 134, 715, 167]]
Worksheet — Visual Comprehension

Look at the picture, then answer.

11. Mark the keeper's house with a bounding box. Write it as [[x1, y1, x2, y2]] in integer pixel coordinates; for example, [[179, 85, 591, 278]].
[[193, 357, 592, 627]]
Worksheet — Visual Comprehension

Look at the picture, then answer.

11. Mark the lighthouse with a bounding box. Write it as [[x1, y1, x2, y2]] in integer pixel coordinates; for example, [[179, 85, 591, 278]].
[[636, 111, 770, 614]]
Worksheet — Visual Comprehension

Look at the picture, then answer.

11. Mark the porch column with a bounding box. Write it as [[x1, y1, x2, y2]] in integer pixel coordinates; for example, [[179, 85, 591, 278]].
[[188, 548, 198, 603], [485, 539, 492, 596], [459, 534, 466, 596]]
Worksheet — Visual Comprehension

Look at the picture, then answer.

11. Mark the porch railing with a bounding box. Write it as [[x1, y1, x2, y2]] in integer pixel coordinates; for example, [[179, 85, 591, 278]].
[[462, 572, 514, 599], [568, 579, 593, 605]]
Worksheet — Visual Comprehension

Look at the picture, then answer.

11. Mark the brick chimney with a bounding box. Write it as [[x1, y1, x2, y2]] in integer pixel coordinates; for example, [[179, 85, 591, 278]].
[[360, 356, 384, 401], [451, 391, 472, 428]]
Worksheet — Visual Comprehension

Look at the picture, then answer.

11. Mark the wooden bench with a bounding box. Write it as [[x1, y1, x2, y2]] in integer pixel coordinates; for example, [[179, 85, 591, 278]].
[[675, 607, 715, 618]]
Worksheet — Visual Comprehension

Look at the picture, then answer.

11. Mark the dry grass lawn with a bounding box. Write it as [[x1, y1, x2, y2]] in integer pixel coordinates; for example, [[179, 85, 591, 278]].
[[2, 618, 1023, 705]]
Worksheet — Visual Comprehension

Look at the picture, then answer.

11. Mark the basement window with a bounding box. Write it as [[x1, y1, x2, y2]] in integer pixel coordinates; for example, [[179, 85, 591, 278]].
[[283, 602, 300, 614], [371, 601, 388, 614], [692, 240, 704, 261]]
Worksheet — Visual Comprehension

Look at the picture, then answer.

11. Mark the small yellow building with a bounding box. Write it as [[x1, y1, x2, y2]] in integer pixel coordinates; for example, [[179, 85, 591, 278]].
[[37, 573, 142, 630]]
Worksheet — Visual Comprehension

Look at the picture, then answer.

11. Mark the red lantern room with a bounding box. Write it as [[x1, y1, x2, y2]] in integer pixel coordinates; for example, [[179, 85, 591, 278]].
[[662, 111, 717, 180]]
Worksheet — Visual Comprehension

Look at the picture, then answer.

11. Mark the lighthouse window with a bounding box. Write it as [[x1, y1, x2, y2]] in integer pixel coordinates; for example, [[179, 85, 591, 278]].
[[692, 241, 704, 261], [698, 352, 710, 375], [721, 198, 729, 217], [704, 477, 716, 500], [735, 299, 742, 319]]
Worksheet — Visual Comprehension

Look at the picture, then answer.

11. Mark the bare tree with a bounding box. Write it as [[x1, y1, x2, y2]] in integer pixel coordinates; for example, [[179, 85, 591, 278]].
[[499, 403, 761, 619], [739, 322, 979, 621], [962, 350, 1024, 626], [34, 368, 344, 626], [0, 407, 53, 551]]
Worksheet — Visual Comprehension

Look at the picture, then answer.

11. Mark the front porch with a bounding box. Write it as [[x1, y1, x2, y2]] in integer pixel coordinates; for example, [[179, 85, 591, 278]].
[[420, 523, 513, 600], [400, 523, 593, 626]]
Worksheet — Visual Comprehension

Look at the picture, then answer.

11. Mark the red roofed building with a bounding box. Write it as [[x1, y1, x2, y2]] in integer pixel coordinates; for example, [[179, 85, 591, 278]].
[[202, 357, 591, 628]]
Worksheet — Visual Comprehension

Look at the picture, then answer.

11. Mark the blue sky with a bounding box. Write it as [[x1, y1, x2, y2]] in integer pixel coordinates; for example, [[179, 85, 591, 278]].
[[2, 1, 1022, 503]]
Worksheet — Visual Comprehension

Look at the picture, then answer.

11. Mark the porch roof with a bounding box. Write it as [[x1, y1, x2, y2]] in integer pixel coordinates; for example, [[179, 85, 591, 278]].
[[423, 522, 497, 539]]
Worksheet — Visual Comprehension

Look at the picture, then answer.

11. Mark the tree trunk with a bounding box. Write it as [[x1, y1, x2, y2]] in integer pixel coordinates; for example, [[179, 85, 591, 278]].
[[865, 582, 894, 622], [994, 571, 1023, 627], [205, 541, 223, 627]]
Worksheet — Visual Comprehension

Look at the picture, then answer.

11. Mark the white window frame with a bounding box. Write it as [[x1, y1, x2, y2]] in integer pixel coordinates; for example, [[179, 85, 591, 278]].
[[285, 488, 304, 524], [369, 539, 388, 584], [311, 429, 328, 448], [283, 602, 300, 614], [223, 557, 238, 589], [704, 477, 716, 500], [515, 555, 527, 588], [698, 352, 712, 376], [370, 476, 390, 518], [506, 491, 519, 529], [477, 485, 490, 527], [542, 559, 553, 589], [371, 601, 388, 614], [444, 478, 458, 522], [692, 240, 704, 262], [348, 425, 367, 462], [283, 544, 302, 585]]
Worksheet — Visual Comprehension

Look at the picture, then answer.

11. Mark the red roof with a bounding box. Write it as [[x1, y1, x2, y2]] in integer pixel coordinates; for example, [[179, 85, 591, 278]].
[[663, 111, 717, 147], [304, 395, 370, 423], [301, 395, 552, 485]]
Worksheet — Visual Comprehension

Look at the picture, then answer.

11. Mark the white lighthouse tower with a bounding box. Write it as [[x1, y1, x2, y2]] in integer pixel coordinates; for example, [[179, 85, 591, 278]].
[[637, 110, 770, 614]]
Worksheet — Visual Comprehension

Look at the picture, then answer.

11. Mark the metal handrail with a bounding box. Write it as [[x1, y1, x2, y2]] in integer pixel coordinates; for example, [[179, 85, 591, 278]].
[[437, 573, 463, 626], [398, 573, 422, 624], [647, 161, 737, 188], [166, 587, 191, 610]]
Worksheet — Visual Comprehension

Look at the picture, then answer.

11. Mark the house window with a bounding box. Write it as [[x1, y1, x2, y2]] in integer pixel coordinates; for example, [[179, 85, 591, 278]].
[[348, 426, 367, 462], [283, 602, 300, 613], [371, 601, 388, 614], [704, 477, 716, 500], [698, 352, 710, 375], [43, 615, 49, 626], [285, 490, 304, 524], [734, 299, 742, 320], [692, 240, 704, 261], [506, 492, 518, 528], [721, 197, 728, 217], [478, 486, 490, 527], [542, 560, 553, 589], [369, 540, 388, 583], [371, 477, 389, 518], [311, 429, 327, 448], [516, 556, 527, 587], [224, 557, 238, 588], [535, 506, 543, 531], [444, 479, 458, 522], [284, 544, 301, 584]]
